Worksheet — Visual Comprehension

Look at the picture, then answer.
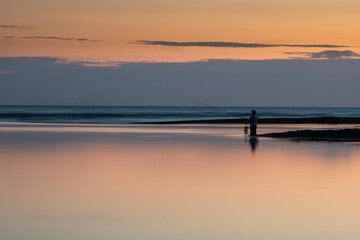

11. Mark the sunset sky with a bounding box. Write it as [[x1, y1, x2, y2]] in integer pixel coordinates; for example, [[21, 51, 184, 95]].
[[1, 0, 360, 106], [2, 0, 360, 62]]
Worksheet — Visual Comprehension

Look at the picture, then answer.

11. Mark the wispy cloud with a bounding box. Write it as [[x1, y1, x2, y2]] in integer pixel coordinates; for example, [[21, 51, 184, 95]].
[[55, 59, 122, 67], [286, 50, 360, 59], [4, 35, 103, 42], [23, 212, 127, 222], [0, 25, 31, 29], [0, 70, 13, 74], [135, 40, 347, 48]]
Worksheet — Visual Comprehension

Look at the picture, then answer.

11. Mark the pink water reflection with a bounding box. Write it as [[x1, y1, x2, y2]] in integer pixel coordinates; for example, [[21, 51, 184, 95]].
[[1, 125, 360, 240]]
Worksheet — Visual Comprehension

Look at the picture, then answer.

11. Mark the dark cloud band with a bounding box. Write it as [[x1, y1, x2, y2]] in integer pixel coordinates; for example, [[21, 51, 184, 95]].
[[4, 35, 103, 42], [135, 40, 347, 48], [286, 50, 360, 59], [0, 25, 31, 29]]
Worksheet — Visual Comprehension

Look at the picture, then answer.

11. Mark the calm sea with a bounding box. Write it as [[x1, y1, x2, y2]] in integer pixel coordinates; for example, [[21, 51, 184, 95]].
[[0, 106, 359, 124]]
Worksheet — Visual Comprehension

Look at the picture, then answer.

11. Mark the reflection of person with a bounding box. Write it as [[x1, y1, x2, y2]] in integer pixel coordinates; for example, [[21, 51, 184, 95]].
[[249, 110, 258, 136], [249, 136, 258, 152]]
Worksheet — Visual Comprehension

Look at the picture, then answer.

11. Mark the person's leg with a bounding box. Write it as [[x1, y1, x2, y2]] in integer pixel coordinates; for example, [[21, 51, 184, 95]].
[[250, 126, 256, 135]]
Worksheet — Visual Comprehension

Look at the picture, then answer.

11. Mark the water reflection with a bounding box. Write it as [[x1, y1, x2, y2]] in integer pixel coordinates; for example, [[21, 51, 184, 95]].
[[1, 126, 360, 240], [248, 136, 259, 152]]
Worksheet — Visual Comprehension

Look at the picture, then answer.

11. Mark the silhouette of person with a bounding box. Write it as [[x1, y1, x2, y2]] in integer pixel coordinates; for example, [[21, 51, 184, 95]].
[[249, 110, 258, 136]]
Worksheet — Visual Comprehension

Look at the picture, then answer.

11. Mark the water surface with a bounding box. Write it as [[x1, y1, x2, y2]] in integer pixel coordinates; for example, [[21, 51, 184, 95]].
[[1, 105, 360, 123], [1, 124, 360, 240]]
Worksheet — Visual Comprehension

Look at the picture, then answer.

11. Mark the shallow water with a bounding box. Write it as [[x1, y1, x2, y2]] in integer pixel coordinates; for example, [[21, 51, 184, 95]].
[[1, 124, 360, 240]]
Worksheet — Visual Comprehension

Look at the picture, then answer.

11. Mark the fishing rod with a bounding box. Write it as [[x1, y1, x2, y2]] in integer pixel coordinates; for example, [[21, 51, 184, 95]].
[[180, 95, 240, 118], [178, 94, 249, 135]]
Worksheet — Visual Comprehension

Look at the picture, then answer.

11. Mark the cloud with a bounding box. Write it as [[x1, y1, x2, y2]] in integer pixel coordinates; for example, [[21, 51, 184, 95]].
[[0, 70, 13, 74], [4, 35, 103, 42], [286, 50, 360, 59], [1, 57, 360, 107], [0, 25, 31, 29], [135, 40, 347, 48], [23, 212, 125, 222], [55, 58, 122, 67], [310, 50, 360, 59]]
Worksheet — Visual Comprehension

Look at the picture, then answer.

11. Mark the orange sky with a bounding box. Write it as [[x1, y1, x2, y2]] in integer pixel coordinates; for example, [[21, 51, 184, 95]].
[[1, 0, 360, 62]]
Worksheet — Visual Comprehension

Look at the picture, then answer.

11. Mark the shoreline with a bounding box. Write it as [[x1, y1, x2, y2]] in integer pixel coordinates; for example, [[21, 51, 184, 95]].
[[0, 121, 359, 142], [136, 117, 360, 125]]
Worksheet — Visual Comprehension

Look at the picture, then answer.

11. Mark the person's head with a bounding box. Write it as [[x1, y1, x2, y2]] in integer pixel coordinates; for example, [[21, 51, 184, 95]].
[[251, 110, 256, 114]]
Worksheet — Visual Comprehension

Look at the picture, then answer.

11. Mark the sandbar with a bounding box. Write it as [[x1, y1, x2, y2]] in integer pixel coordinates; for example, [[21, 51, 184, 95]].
[[260, 128, 360, 141]]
